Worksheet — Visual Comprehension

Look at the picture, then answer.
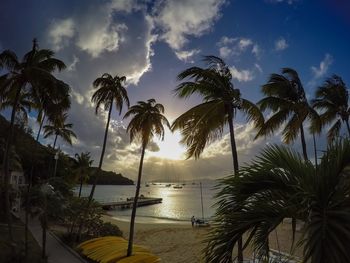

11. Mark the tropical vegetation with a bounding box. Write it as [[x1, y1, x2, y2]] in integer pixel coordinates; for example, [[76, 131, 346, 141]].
[[205, 140, 350, 263], [1, 36, 350, 263], [172, 55, 263, 262], [123, 98, 170, 256]]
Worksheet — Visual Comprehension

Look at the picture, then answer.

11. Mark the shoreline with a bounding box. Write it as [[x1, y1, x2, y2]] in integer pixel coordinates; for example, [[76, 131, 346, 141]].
[[102, 215, 210, 263], [102, 214, 303, 262]]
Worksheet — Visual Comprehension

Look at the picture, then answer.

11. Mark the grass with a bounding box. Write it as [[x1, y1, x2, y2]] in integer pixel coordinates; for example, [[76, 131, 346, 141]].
[[0, 217, 45, 263]]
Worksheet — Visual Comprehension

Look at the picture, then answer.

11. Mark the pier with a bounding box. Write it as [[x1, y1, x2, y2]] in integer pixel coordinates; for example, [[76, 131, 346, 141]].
[[98, 197, 162, 210]]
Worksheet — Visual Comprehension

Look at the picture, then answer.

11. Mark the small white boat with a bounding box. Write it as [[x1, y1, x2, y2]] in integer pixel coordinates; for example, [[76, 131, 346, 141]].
[[173, 184, 183, 189]]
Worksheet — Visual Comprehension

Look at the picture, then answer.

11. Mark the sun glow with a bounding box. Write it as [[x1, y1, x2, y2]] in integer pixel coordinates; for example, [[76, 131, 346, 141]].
[[148, 130, 186, 160]]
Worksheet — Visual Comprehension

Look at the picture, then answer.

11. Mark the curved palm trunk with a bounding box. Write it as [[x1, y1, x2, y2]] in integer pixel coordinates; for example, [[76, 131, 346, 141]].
[[227, 109, 243, 263], [78, 176, 83, 197], [88, 101, 113, 201], [299, 124, 308, 161], [345, 119, 350, 137], [127, 144, 146, 257], [53, 134, 58, 150], [2, 85, 22, 242], [36, 113, 45, 141], [76, 101, 113, 241]]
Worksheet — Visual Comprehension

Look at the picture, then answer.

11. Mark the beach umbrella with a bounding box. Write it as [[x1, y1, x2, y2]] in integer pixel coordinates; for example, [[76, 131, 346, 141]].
[[77, 236, 161, 263]]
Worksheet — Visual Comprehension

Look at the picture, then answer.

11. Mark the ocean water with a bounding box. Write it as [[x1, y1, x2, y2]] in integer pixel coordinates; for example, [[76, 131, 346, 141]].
[[77, 182, 218, 224]]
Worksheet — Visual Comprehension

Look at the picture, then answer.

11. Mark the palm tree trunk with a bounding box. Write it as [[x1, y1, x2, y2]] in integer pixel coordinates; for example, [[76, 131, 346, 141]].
[[346, 119, 350, 137], [300, 124, 308, 161], [227, 108, 243, 263], [41, 217, 47, 259], [88, 101, 113, 201], [76, 101, 113, 241], [36, 113, 45, 141], [78, 176, 83, 197], [313, 133, 318, 169], [2, 85, 22, 242], [127, 144, 146, 257], [228, 113, 239, 173], [26, 112, 45, 257], [53, 134, 58, 150]]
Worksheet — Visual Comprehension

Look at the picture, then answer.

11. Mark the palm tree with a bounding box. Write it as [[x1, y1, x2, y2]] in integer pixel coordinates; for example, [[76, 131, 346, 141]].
[[75, 73, 129, 242], [43, 112, 76, 150], [172, 55, 263, 262], [256, 68, 319, 161], [74, 152, 93, 197], [124, 99, 170, 256], [0, 90, 34, 126], [205, 140, 350, 263], [0, 39, 67, 240], [34, 81, 71, 142], [312, 75, 350, 141], [88, 73, 129, 203]]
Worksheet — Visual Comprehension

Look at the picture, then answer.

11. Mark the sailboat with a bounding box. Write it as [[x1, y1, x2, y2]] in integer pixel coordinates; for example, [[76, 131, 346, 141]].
[[196, 182, 210, 227]]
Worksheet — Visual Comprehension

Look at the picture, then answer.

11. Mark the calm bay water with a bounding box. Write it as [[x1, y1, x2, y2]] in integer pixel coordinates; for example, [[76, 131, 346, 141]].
[[77, 182, 218, 224]]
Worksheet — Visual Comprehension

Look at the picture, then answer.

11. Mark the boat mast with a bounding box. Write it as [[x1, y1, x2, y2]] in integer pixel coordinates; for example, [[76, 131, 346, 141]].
[[200, 182, 204, 220]]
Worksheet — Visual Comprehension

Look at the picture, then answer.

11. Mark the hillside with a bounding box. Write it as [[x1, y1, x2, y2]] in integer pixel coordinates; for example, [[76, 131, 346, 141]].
[[88, 167, 133, 185], [0, 114, 133, 185]]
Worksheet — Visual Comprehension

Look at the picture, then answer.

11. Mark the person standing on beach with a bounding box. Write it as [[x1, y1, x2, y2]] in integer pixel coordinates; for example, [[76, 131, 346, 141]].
[[191, 216, 195, 227]]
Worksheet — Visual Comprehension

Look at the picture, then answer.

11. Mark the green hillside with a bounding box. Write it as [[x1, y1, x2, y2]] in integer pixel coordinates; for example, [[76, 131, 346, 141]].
[[0, 115, 133, 185]]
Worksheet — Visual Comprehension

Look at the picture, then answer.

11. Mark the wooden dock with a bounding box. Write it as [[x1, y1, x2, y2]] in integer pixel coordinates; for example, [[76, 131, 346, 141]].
[[99, 197, 162, 210]]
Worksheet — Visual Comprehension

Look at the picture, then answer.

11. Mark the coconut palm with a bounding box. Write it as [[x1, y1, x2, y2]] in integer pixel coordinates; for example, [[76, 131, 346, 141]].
[[0, 39, 67, 240], [205, 140, 350, 263], [88, 73, 129, 202], [256, 68, 319, 161], [0, 90, 34, 125], [312, 75, 350, 141], [172, 55, 263, 262], [74, 152, 93, 197], [75, 73, 129, 242], [124, 99, 170, 256], [43, 112, 76, 150], [34, 81, 71, 142]]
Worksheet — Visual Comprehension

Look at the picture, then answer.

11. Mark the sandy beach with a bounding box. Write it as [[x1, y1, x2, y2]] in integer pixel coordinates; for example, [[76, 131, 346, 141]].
[[102, 215, 303, 263], [102, 215, 210, 263]]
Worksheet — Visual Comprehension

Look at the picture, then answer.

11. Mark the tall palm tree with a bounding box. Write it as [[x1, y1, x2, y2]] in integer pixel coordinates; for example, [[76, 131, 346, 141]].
[[43, 112, 76, 150], [205, 140, 350, 263], [312, 75, 350, 141], [74, 152, 93, 197], [172, 55, 263, 262], [0, 90, 34, 126], [124, 99, 170, 256], [34, 81, 71, 142], [0, 39, 67, 240], [88, 73, 129, 203], [256, 68, 319, 161], [75, 73, 129, 242]]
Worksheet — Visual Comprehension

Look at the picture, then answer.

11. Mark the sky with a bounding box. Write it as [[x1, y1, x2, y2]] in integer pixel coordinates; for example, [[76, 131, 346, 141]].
[[1, 0, 350, 182]]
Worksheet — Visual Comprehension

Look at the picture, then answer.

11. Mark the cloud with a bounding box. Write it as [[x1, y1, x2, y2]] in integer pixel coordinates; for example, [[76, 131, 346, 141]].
[[311, 53, 333, 79], [252, 44, 262, 58], [217, 36, 261, 59], [48, 18, 75, 51], [307, 53, 334, 87], [76, 21, 128, 58], [154, 0, 225, 51], [274, 37, 288, 51], [266, 0, 298, 4], [254, 63, 263, 73], [230, 65, 255, 82], [174, 49, 200, 63], [67, 55, 79, 71]]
